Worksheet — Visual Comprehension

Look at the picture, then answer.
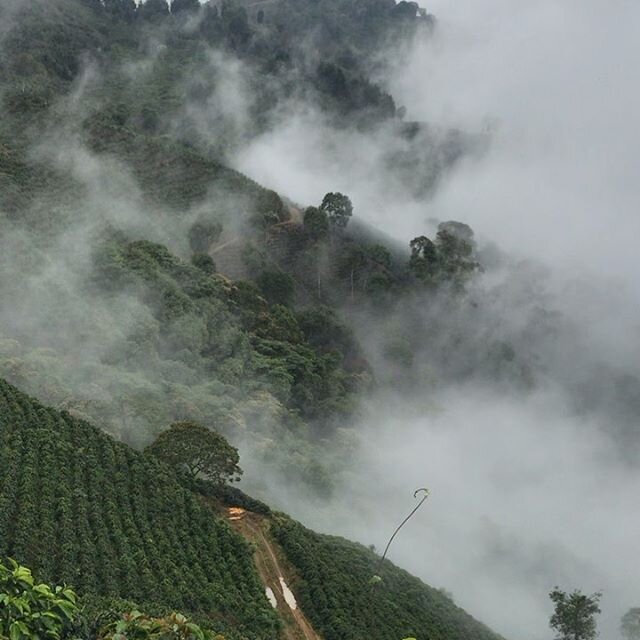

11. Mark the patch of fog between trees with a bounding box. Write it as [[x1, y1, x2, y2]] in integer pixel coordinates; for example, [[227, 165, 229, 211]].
[[236, 2, 640, 639], [0, 49, 268, 446], [245, 386, 640, 640]]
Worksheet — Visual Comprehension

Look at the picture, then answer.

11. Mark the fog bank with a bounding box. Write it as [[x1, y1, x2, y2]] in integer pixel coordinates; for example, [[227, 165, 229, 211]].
[[240, 2, 640, 639]]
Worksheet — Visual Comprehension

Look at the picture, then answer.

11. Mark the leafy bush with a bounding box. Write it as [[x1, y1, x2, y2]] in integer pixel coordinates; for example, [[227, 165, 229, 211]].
[[0, 559, 79, 640], [97, 611, 224, 640]]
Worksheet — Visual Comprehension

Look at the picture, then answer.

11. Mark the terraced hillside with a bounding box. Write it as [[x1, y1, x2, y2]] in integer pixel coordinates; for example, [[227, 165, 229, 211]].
[[0, 377, 506, 640], [272, 519, 504, 640], [0, 379, 280, 640]]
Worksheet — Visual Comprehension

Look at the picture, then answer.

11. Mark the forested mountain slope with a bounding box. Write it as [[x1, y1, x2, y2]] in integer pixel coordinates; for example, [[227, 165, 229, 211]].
[[1, 1, 639, 639], [272, 518, 504, 640], [0, 0, 487, 501], [0, 377, 504, 640], [0, 378, 280, 640]]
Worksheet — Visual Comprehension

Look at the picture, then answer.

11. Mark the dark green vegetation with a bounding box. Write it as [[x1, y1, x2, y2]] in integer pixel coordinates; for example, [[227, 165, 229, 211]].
[[0, 379, 280, 640], [0, 378, 506, 640], [548, 588, 601, 640], [0, 559, 223, 640], [0, 559, 79, 640], [272, 518, 503, 640], [95, 611, 224, 640], [146, 421, 243, 484], [0, 0, 485, 493], [0, 1, 539, 638]]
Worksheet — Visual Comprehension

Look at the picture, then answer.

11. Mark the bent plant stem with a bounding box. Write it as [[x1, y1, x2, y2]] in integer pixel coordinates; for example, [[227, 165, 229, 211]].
[[374, 488, 430, 581]]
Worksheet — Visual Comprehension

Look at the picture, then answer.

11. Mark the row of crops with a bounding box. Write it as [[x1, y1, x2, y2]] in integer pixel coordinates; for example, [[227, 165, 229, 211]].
[[0, 379, 280, 640], [271, 517, 504, 640]]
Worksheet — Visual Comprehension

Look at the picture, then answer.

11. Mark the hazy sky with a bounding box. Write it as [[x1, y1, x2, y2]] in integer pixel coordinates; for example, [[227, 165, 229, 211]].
[[395, 0, 640, 288], [237, 0, 640, 290], [240, 3, 640, 639]]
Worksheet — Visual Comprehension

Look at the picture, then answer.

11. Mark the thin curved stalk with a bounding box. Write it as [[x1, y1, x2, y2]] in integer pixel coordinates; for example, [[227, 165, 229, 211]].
[[374, 488, 430, 580]]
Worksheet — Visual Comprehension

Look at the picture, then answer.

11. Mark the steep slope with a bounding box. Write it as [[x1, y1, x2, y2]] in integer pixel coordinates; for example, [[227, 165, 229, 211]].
[[225, 508, 321, 640], [0, 0, 482, 501], [0, 377, 506, 640], [271, 519, 504, 640], [0, 379, 280, 640]]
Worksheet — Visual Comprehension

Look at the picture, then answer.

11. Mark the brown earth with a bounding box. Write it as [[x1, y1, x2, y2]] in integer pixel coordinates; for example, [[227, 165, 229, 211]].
[[225, 508, 322, 640]]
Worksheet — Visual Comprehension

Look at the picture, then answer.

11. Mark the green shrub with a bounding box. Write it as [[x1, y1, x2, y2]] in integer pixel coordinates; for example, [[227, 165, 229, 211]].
[[0, 559, 79, 640], [97, 611, 224, 640]]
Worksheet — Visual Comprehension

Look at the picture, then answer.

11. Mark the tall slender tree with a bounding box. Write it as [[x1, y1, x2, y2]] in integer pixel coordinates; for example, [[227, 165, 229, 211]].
[[622, 608, 640, 640], [549, 588, 602, 640]]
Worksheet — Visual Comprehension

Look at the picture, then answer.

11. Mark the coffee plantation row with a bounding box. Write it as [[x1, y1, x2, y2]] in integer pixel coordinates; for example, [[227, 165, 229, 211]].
[[0, 379, 279, 640]]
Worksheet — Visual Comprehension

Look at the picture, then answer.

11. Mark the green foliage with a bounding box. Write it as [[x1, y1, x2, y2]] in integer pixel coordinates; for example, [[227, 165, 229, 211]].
[[549, 588, 602, 640], [255, 190, 286, 222], [191, 253, 216, 275], [409, 221, 479, 289], [0, 0, 479, 501], [255, 271, 295, 307], [0, 560, 79, 640], [320, 192, 353, 230], [0, 381, 279, 640], [622, 608, 640, 640], [145, 421, 242, 484], [97, 611, 222, 640], [68, 236, 359, 446], [170, 0, 200, 15], [303, 207, 329, 242], [188, 222, 223, 255], [338, 243, 393, 299], [0, 561, 225, 640], [138, 0, 170, 20], [271, 518, 503, 640]]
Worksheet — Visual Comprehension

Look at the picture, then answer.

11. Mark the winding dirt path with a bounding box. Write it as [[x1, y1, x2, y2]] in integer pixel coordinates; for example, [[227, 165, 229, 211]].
[[226, 508, 322, 640]]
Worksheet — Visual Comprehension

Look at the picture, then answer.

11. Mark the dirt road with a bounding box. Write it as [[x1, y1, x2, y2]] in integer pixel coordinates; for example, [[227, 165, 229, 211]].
[[226, 508, 322, 640]]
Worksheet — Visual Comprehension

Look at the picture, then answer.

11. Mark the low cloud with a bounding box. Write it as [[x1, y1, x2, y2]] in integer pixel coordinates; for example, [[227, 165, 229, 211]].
[[238, 2, 640, 639]]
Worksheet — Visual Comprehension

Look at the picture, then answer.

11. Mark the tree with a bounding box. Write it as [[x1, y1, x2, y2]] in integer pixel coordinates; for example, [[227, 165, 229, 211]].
[[139, 0, 169, 19], [98, 611, 218, 640], [255, 189, 286, 222], [549, 587, 602, 640], [220, 1, 252, 49], [320, 192, 353, 229], [392, 1, 419, 20], [409, 222, 479, 288], [171, 0, 200, 14], [191, 252, 216, 274], [409, 235, 438, 282], [436, 221, 476, 271], [303, 207, 329, 242], [145, 421, 242, 485], [339, 244, 392, 301], [103, 0, 137, 21], [622, 608, 640, 640], [256, 270, 295, 306], [188, 220, 222, 254]]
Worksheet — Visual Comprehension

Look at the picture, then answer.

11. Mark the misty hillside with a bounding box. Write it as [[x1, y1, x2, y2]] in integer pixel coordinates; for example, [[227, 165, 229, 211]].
[[271, 518, 503, 640], [0, 0, 484, 495], [2, 0, 640, 639], [0, 378, 280, 639], [0, 377, 505, 640]]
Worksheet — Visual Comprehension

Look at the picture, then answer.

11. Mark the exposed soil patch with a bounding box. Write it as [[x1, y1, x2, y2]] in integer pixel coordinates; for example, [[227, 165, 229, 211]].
[[225, 508, 322, 640]]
